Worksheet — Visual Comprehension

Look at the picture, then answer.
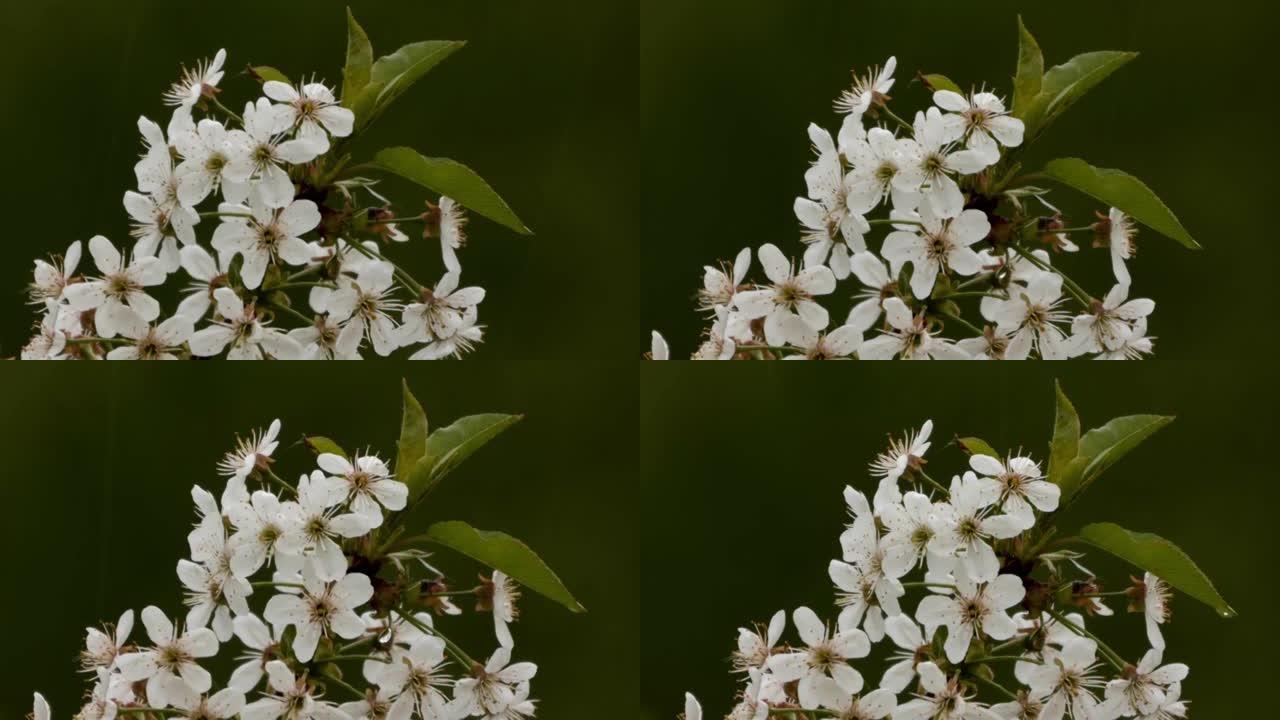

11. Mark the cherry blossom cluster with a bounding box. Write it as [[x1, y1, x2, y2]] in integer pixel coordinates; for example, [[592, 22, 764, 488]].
[[650, 57, 1158, 360], [27, 418, 539, 720], [23, 48, 485, 360], [681, 420, 1190, 719]]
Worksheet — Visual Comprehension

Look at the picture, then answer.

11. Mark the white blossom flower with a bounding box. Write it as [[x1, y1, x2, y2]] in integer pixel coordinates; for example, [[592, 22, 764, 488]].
[[733, 243, 836, 346], [282, 471, 375, 581], [1102, 647, 1189, 717], [796, 123, 870, 278], [1104, 208, 1137, 285], [783, 318, 862, 359], [104, 308, 194, 360], [835, 57, 896, 118], [1096, 317, 1154, 360], [227, 97, 321, 209], [409, 305, 485, 360], [226, 490, 300, 577], [846, 251, 895, 332], [81, 609, 134, 672], [453, 646, 539, 717], [844, 126, 919, 213], [698, 247, 751, 311], [176, 245, 230, 321], [317, 453, 408, 526], [893, 661, 999, 720], [217, 418, 282, 480], [1135, 683, 1187, 720], [1138, 572, 1172, 651], [830, 556, 904, 642], [984, 272, 1074, 360], [732, 609, 785, 672], [830, 689, 898, 720], [870, 419, 933, 487], [490, 570, 521, 648], [327, 261, 404, 357], [228, 613, 284, 693], [1016, 637, 1108, 720], [683, 694, 702, 720], [165, 49, 227, 110], [166, 687, 246, 720], [189, 288, 305, 360], [178, 557, 252, 641], [650, 331, 670, 360], [30, 241, 82, 303], [211, 198, 322, 290], [882, 205, 990, 299], [115, 606, 219, 708], [896, 107, 990, 218], [241, 660, 350, 720], [438, 196, 467, 273], [31, 693, 50, 720], [766, 607, 871, 709], [933, 473, 1024, 582], [858, 297, 970, 360], [398, 270, 484, 347], [916, 570, 1024, 663], [174, 119, 251, 206], [968, 454, 1060, 529], [61, 236, 165, 338], [1071, 284, 1155, 356], [263, 81, 355, 153], [366, 636, 454, 720], [264, 570, 373, 662], [123, 189, 199, 273], [880, 614, 932, 693], [879, 490, 947, 577], [932, 91, 1024, 164]]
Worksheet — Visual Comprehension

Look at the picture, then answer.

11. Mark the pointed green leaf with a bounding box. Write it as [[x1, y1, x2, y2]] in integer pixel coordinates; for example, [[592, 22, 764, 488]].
[[1042, 158, 1200, 249], [405, 413, 523, 505], [1012, 16, 1043, 113], [251, 66, 290, 85], [1080, 522, 1235, 618], [341, 8, 375, 108], [1047, 381, 1080, 487], [422, 520, 585, 612], [305, 436, 348, 459], [373, 148, 532, 235], [920, 73, 962, 94], [1022, 51, 1137, 141], [955, 437, 998, 458], [1060, 414, 1175, 505], [396, 380, 429, 491], [353, 40, 465, 129]]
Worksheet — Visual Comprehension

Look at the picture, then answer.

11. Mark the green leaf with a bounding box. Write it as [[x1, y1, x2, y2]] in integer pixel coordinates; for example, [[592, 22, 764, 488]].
[[955, 437, 998, 458], [1060, 414, 1175, 505], [1012, 16, 1043, 113], [251, 66, 290, 85], [305, 436, 348, 459], [921, 73, 962, 94], [422, 520, 585, 612], [353, 40, 465, 128], [1042, 158, 1200, 249], [395, 380, 429, 490], [341, 8, 375, 109], [1047, 381, 1080, 487], [416, 413, 523, 493], [1079, 522, 1235, 618], [1021, 51, 1137, 141], [373, 148, 532, 235]]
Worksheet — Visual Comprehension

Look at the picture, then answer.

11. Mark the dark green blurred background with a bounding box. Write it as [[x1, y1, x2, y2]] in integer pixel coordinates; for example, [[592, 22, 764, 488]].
[[0, 0, 637, 361], [641, 0, 1274, 358], [639, 363, 1274, 716], [0, 366, 636, 716]]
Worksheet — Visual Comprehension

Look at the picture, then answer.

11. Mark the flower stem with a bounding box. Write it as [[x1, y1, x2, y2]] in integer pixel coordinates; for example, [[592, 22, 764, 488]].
[[269, 281, 336, 292], [1046, 609, 1127, 671], [936, 309, 984, 336], [260, 466, 298, 496], [914, 469, 950, 496], [265, 299, 314, 327], [878, 105, 915, 133], [207, 96, 243, 124], [866, 217, 922, 227], [199, 211, 253, 219], [1010, 245, 1092, 306], [901, 581, 956, 590], [940, 291, 1003, 301], [971, 674, 1019, 701], [64, 336, 130, 346], [320, 667, 365, 699], [953, 272, 995, 292], [395, 608, 478, 668]]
